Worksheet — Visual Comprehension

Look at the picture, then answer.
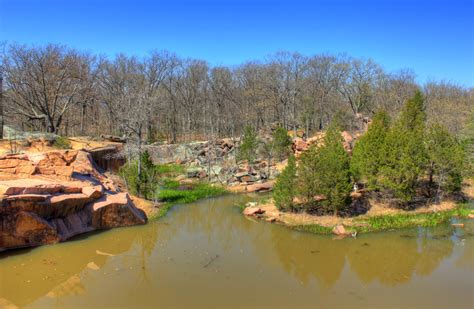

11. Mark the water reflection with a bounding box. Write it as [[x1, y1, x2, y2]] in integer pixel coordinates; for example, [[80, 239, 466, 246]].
[[0, 195, 472, 308]]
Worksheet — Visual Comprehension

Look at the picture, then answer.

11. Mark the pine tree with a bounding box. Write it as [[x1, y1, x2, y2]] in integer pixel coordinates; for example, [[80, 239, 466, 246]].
[[351, 111, 390, 189], [238, 125, 258, 163], [379, 90, 428, 201], [272, 126, 292, 160], [426, 124, 465, 200], [273, 155, 297, 212], [298, 124, 352, 215]]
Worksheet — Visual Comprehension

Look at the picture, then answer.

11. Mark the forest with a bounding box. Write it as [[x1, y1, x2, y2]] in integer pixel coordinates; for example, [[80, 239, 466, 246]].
[[0, 43, 472, 144]]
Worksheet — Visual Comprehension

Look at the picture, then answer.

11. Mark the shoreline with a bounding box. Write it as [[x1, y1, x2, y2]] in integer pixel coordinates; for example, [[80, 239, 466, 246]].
[[242, 179, 474, 236]]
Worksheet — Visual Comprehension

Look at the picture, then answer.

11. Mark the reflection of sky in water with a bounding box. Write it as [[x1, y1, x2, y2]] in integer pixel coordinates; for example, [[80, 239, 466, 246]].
[[0, 196, 473, 309]]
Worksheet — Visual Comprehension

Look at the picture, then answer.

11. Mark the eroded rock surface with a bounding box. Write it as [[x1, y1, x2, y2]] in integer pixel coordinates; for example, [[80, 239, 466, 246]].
[[0, 150, 147, 252]]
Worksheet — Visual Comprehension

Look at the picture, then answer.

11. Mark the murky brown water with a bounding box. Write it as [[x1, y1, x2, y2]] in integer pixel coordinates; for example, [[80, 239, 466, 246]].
[[1, 194, 473, 309]]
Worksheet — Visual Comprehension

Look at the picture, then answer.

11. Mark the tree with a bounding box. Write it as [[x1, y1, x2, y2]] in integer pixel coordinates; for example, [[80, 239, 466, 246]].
[[273, 155, 297, 212], [298, 124, 352, 215], [379, 90, 427, 201], [272, 127, 292, 160], [2, 44, 93, 133], [426, 124, 465, 201], [351, 111, 390, 189], [238, 125, 258, 163]]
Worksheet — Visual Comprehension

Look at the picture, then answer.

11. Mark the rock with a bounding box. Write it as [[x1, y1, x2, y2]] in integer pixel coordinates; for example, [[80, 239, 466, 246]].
[[175, 175, 187, 181], [294, 138, 308, 152], [246, 181, 274, 193], [241, 175, 256, 183], [246, 202, 258, 207], [197, 170, 208, 179], [451, 223, 464, 228], [243, 206, 265, 216], [468, 214, 474, 219], [0, 150, 148, 252], [235, 171, 249, 179], [332, 224, 347, 235]]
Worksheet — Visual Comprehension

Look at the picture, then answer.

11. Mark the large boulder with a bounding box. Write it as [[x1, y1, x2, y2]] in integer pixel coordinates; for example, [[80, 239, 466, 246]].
[[0, 150, 148, 252]]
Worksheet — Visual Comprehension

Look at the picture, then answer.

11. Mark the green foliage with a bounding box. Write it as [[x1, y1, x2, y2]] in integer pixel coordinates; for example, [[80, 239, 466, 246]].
[[293, 224, 333, 234], [238, 125, 258, 163], [119, 152, 184, 199], [52, 136, 72, 149], [272, 126, 292, 160], [273, 155, 297, 212], [351, 111, 390, 189], [157, 183, 227, 204], [379, 90, 428, 201], [354, 204, 470, 233], [155, 163, 185, 175], [426, 124, 465, 194], [298, 124, 352, 215]]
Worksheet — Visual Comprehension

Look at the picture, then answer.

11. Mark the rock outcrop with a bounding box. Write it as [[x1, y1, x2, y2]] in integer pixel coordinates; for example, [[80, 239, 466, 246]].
[[0, 150, 147, 252]]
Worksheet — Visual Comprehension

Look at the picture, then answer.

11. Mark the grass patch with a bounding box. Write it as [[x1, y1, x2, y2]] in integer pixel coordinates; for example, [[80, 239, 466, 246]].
[[158, 183, 227, 204], [155, 163, 185, 175], [354, 203, 471, 233], [292, 224, 333, 234]]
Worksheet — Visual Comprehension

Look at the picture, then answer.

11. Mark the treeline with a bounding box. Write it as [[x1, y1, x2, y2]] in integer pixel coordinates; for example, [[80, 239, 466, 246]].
[[273, 91, 470, 213], [1, 43, 472, 143]]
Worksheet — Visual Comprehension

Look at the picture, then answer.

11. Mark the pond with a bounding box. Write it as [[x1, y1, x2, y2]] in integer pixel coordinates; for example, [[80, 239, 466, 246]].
[[0, 194, 473, 308]]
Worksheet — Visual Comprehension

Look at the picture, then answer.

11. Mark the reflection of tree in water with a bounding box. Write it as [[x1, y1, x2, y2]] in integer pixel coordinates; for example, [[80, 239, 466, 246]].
[[162, 195, 258, 253], [346, 228, 454, 286], [251, 226, 347, 290]]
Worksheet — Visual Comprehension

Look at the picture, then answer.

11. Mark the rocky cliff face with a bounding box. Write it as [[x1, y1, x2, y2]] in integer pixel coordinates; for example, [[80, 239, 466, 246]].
[[0, 150, 147, 252]]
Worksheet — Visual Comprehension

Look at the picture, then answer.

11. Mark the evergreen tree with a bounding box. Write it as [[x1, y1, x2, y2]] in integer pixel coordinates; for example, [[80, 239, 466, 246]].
[[238, 125, 258, 163], [273, 155, 297, 212], [379, 90, 428, 201], [351, 111, 390, 189], [298, 124, 352, 215], [272, 126, 292, 160], [297, 144, 321, 203], [426, 124, 465, 200]]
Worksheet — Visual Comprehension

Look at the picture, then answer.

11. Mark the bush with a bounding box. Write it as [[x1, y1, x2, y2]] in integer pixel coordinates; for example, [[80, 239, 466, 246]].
[[351, 111, 390, 189], [426, 124, 465, 197], [238, 125, 258, 163], [379, 90, 428, 201], [53, 136, 72, 149], [273, 155, 297, 212], [298, 123, 352, 215], [272, 126, 292, 160]]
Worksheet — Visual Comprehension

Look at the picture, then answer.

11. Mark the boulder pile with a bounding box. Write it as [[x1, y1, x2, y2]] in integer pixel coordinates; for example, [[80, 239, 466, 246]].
[[0, 150, 147, 252]]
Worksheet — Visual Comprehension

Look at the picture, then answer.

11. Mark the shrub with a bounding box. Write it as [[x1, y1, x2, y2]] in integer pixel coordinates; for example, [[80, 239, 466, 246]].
[[238, 125, 258, 163], [298, 123, 352, 215], [351, 111, 390, 189], [53, 136, 72, 149], [426, 124, 465, 198], [272, 126, 292, 160], [273, 155, 297, 212], [379, 90, 428, 201]]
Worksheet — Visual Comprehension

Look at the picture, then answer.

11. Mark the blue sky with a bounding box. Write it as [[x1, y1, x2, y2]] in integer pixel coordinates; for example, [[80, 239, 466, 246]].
[[1, 0, 473, 86]]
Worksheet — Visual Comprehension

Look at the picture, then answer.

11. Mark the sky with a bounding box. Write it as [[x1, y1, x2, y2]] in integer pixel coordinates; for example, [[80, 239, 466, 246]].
[[0, 0, 473, 86]]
